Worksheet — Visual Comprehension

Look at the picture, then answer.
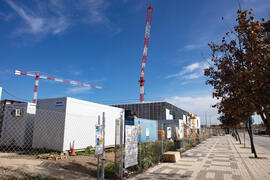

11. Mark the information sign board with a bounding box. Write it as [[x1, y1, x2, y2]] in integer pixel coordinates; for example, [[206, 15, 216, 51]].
[[95, 124, 103, 155], [125, 125, 138, 168]]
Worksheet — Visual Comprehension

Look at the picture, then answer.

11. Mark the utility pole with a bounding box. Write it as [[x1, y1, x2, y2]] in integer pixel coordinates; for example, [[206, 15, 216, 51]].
[[119, 112, 123, 179]]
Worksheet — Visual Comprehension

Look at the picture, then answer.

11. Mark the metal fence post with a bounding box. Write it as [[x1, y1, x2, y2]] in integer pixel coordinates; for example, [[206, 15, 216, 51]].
[[102, 112, 105, 180], [161, 123, 163, 155], [97, 115, 100, 180], [139, 120, 142, 171], [119, 113, 123, 180]]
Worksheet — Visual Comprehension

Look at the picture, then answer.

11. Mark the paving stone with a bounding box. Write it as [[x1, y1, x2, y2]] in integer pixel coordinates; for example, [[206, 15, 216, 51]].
[[131, 136, 270, 180]]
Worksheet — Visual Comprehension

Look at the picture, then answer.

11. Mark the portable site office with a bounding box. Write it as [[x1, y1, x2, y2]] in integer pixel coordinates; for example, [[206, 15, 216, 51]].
[[33, 97, 124, 152], [0, 97, 124, 152]]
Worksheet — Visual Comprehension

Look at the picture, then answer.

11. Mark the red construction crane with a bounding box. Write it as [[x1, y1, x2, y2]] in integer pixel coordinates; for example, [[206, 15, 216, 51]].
[[139, 1, 153, 103], [15, 70, 106, 104]]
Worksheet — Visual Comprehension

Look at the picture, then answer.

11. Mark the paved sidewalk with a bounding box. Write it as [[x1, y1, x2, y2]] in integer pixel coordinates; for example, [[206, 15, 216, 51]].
[[132, 135, 270, 180]]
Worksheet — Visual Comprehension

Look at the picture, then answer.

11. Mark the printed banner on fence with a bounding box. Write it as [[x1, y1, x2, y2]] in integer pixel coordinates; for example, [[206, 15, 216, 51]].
[[167, 127, 172, 139], [95, 124, 103, 155], [125, 125, 138, 168], [146, 128, 150, 139]]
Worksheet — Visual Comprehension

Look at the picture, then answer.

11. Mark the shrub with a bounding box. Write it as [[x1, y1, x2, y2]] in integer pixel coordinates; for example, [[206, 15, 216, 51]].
[[166, 141, 177, 151], [104, 164, 115, 179]]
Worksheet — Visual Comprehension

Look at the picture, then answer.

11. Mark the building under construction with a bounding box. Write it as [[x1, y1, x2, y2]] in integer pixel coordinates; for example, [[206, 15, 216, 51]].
[[113, 102, 189, 121]]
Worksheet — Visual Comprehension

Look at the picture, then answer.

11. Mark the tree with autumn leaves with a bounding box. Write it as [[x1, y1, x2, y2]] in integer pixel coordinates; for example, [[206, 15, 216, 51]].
[[204, 9, 270, 158]]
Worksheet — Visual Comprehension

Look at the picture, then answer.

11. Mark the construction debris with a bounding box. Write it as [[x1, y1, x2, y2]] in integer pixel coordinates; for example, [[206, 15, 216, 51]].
[[162, 151, 181, 163], [36, 153, 68, 161]]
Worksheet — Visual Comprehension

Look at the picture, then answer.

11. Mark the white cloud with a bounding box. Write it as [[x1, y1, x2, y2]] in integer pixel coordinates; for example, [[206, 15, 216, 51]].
[[66, 86, 91, 94], [166, 95, 220, 125], [4, 0, 117, 38], [182, 43, 205, 51], [186, 63, 200, 72], [6, 0, 68, 35], [166, 61, 209, 80], [166, 62, 200, 78], [183, 72, 201, 80]]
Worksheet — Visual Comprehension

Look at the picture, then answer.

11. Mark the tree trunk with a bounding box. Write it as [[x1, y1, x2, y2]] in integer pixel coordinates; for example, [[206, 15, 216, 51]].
[[235, 129, 241, 144], [233, 129, 238, 141], [246, 120, 257, 158], [259, 112, 270, 136], [264, 113, 270, 136]]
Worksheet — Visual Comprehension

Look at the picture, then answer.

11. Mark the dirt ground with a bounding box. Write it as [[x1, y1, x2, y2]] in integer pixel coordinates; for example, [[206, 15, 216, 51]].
[[0, 167, 26, 180], [45, 152, 116, 175], [0, 151, 116, 179]]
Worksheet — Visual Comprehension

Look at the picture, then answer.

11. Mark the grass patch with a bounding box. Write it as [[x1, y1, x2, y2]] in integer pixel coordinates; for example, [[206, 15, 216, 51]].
[[75, 146, 114, 156], [105, 148, 115, 153], [76, 146, 95, 156], [249, 156, 268, 159]]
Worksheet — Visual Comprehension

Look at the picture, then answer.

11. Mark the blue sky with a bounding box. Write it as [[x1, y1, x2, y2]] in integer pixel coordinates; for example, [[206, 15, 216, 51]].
[[0, 0, 269, 124]]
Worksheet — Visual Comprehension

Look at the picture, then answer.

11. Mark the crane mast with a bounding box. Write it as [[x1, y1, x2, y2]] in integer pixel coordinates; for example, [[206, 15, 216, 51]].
[[139, 2, 153, 103]]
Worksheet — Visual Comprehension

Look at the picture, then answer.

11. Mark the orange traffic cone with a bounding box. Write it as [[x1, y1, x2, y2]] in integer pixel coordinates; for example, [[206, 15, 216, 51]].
[[70, 140, 76, 156]]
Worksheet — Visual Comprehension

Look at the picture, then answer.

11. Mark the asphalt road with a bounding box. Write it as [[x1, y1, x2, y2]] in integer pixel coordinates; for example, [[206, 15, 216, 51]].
[[240, 133, 270, 152]]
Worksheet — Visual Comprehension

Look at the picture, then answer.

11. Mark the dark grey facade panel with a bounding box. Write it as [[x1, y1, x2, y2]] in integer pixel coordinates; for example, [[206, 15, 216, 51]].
[[112, 102, 189, 120]]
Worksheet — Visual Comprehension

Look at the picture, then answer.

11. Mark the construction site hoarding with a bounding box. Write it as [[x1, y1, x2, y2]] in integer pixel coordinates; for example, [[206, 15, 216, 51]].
[[158, 119, 185, 140], [125, 117, 158, 143]]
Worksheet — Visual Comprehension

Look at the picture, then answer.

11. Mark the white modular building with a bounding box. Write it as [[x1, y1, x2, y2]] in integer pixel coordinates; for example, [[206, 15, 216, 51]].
[[0, 87, 2, 101], [32, 97, 124, 152]]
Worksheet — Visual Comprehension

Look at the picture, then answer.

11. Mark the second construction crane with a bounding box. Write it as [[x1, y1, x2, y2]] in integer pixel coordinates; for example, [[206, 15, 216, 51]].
[[139, 2, 153, 103], [15, 70, 106, 103]]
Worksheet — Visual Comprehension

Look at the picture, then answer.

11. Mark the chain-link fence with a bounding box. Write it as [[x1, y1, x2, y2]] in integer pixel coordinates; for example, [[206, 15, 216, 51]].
[[0, 107, 110, 180], [0, 103, 216, 180]]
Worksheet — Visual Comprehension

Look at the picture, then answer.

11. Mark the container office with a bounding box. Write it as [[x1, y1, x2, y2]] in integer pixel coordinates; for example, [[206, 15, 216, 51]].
[[32, 97, 124, 152]]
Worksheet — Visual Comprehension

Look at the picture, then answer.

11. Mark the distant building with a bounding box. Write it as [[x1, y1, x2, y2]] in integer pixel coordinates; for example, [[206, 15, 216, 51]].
[[0, 99, 24, 112], [112, 101, 189, 121], [0, 99, 24, 142]]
